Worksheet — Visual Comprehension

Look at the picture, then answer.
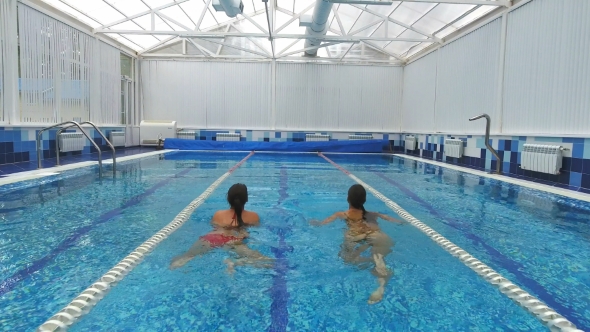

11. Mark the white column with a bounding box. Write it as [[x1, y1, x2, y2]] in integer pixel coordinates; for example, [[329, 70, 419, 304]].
[[271, 59, 276, 130], [90, 37, 102, 123], [1, 0, 19, 124], [496, 12, 508, 134]]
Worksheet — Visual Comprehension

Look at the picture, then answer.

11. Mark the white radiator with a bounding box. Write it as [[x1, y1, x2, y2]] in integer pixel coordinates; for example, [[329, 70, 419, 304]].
[[444, 139, 464, 158], [140, 120, 177, 146], [521, 144, 563, 175], [216, 133, 241, 141], [109, 131, 125, 147], [349, 134, 373, 140], [306, 134, 330, 142], [405, 136, 417, 151], [177, 131, 196, 140], [58, 133, 85, 152]]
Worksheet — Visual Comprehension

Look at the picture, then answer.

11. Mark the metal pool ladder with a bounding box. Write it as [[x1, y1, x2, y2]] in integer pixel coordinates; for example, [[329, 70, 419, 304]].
[[56, 121, 116, 172], [36, 121, 116, 178], [469, 113, 502, 175]]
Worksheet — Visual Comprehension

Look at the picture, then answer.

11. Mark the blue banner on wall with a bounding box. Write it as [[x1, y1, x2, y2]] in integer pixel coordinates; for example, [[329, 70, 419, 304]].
[[164, 138, 388, 153]]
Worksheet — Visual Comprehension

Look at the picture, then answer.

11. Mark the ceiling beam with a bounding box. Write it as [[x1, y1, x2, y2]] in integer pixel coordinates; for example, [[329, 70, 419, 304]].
[[362, 40, 405, 62], [351, 5, 442, 43], [239, 11, 268, 34], [216, 24, 232, 55], [274, 3, 315, 34], [186, 38, 213, 57], [94, 30, 434, 43], [230, 23, 272, 57], [348, 20, 383, 36], [340, 43, 355, 61], [276, 39, 301, 57], [280, 55, 403, 64], [93, 0, 191, 31], [192, 38, 271, 58], [432, 5, 481, 36], [54, 0, 146, 49], [138, 36, 179, 55], [332, 6, 346, 36], [195, 0, 213, 31], [394, 0, 510, 6], [157, 11, 194, 31], [277, 42, 344, 58]]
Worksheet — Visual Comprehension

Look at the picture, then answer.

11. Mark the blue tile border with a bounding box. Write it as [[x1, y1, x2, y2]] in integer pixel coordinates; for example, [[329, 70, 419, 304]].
[[0, 127, 124, 166], [399, 133, 590, 192], [1, 127, 589, 192]]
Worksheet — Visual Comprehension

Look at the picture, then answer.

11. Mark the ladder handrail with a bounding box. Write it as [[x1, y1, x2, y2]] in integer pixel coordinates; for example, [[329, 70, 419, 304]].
[[469, 113, 502, 174], [36, 121, 103, 178], [56, 121, 117, 172]]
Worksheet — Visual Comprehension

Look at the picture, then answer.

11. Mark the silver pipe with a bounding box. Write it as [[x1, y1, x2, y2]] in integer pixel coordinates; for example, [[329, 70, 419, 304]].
[[469, 114, 502, 174], [304, 0, 333, 56], [56, 122, 117, 173], [37, 121, 103, 178]]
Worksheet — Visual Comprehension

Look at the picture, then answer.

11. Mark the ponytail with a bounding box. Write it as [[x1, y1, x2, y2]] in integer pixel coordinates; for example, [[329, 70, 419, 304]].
[[227, 183, 248, 227], [348, 184, 367, 221], [233, 198, 245, 227]]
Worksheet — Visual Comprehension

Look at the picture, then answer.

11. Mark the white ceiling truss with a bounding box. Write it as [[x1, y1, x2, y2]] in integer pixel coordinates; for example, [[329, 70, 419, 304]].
[[40, 0, 511, 63]]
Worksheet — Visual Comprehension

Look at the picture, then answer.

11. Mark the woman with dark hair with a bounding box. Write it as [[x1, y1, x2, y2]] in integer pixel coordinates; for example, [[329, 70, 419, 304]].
[[312, 184, 404, 304], [170, 183, 271, 272]]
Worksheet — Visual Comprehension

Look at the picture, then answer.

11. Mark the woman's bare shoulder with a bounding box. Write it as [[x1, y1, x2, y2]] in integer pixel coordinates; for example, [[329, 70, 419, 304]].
[[242, 210, 260, 225], [211, 210, 231, 224]]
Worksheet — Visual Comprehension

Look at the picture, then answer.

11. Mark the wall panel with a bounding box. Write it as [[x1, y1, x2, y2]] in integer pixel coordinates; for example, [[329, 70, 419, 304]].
[[503, 0, 590, 135], [435, 18, 501, 134], [98, 42, 122, 125], [276, 63, 403, 132], [18, 4, 92, 124], [141, 61, 271, 129], [401, 52, 437, 133], [0, 0, 17, 123], [206, 62, 271, 129]]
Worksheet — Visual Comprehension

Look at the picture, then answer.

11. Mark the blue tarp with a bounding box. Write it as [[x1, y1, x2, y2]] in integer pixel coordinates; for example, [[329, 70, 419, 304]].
[[164, 138, 388, 153]]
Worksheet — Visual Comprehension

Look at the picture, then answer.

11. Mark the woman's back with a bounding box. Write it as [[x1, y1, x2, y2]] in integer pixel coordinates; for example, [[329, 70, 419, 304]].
[[212, 209, 259, 228], [344, 210, 380, 236]]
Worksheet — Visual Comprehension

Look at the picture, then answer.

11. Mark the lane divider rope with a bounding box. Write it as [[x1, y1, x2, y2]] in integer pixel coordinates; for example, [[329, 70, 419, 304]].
[[37, 152, 255, 332], [318, 153, 582, 332]]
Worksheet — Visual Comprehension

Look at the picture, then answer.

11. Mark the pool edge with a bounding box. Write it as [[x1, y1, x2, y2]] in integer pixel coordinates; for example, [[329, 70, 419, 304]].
[[0, 150, 175, 187], [393, 153, 590, 203]]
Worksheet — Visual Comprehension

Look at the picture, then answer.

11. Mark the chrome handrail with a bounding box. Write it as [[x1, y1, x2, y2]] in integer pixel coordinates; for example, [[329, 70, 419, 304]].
[[469, 114, 502, 174], [37, 121, 103, 178], [56, 121, 116, 172]]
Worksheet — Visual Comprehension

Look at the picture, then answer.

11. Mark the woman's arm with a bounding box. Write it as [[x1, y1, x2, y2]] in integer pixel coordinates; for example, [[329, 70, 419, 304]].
[[310, 212, 345, 226], [377, 213, 405, 224]]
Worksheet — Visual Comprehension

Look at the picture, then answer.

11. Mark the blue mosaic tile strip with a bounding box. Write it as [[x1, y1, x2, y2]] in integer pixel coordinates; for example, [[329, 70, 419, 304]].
[[2, 127, 588, 192], [0, 127, 124, 165], [401, 133, 590, 192]]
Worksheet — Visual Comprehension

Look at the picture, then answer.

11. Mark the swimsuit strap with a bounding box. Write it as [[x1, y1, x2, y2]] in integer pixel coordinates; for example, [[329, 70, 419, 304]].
[[231, 212, 238, 227]]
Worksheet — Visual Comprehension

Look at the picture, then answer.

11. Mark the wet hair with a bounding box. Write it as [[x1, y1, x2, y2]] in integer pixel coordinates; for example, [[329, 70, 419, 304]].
[[227, 183, 248, 227], [347, 184, 367, 220]]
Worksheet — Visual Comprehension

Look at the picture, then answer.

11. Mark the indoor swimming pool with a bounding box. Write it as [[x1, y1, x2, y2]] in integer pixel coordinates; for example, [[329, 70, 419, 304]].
[[1, 151, 589, 331]]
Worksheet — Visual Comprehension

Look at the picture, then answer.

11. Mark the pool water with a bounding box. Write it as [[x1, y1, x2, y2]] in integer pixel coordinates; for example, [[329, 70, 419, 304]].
[[1, 152, 589, 331]]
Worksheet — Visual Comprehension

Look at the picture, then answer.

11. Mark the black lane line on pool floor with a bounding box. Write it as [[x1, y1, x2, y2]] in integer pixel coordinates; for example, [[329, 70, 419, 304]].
[[371, 169, 587, 329], [318, 153, 583, 332], [267, 166, 292, 332], [38, 152, 256, 331], [0, 163, 222, 298]]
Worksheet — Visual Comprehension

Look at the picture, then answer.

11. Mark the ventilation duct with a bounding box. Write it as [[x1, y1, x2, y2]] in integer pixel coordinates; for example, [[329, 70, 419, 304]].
[[303, 0, 333, 56], [212, 0, 244, 18]]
